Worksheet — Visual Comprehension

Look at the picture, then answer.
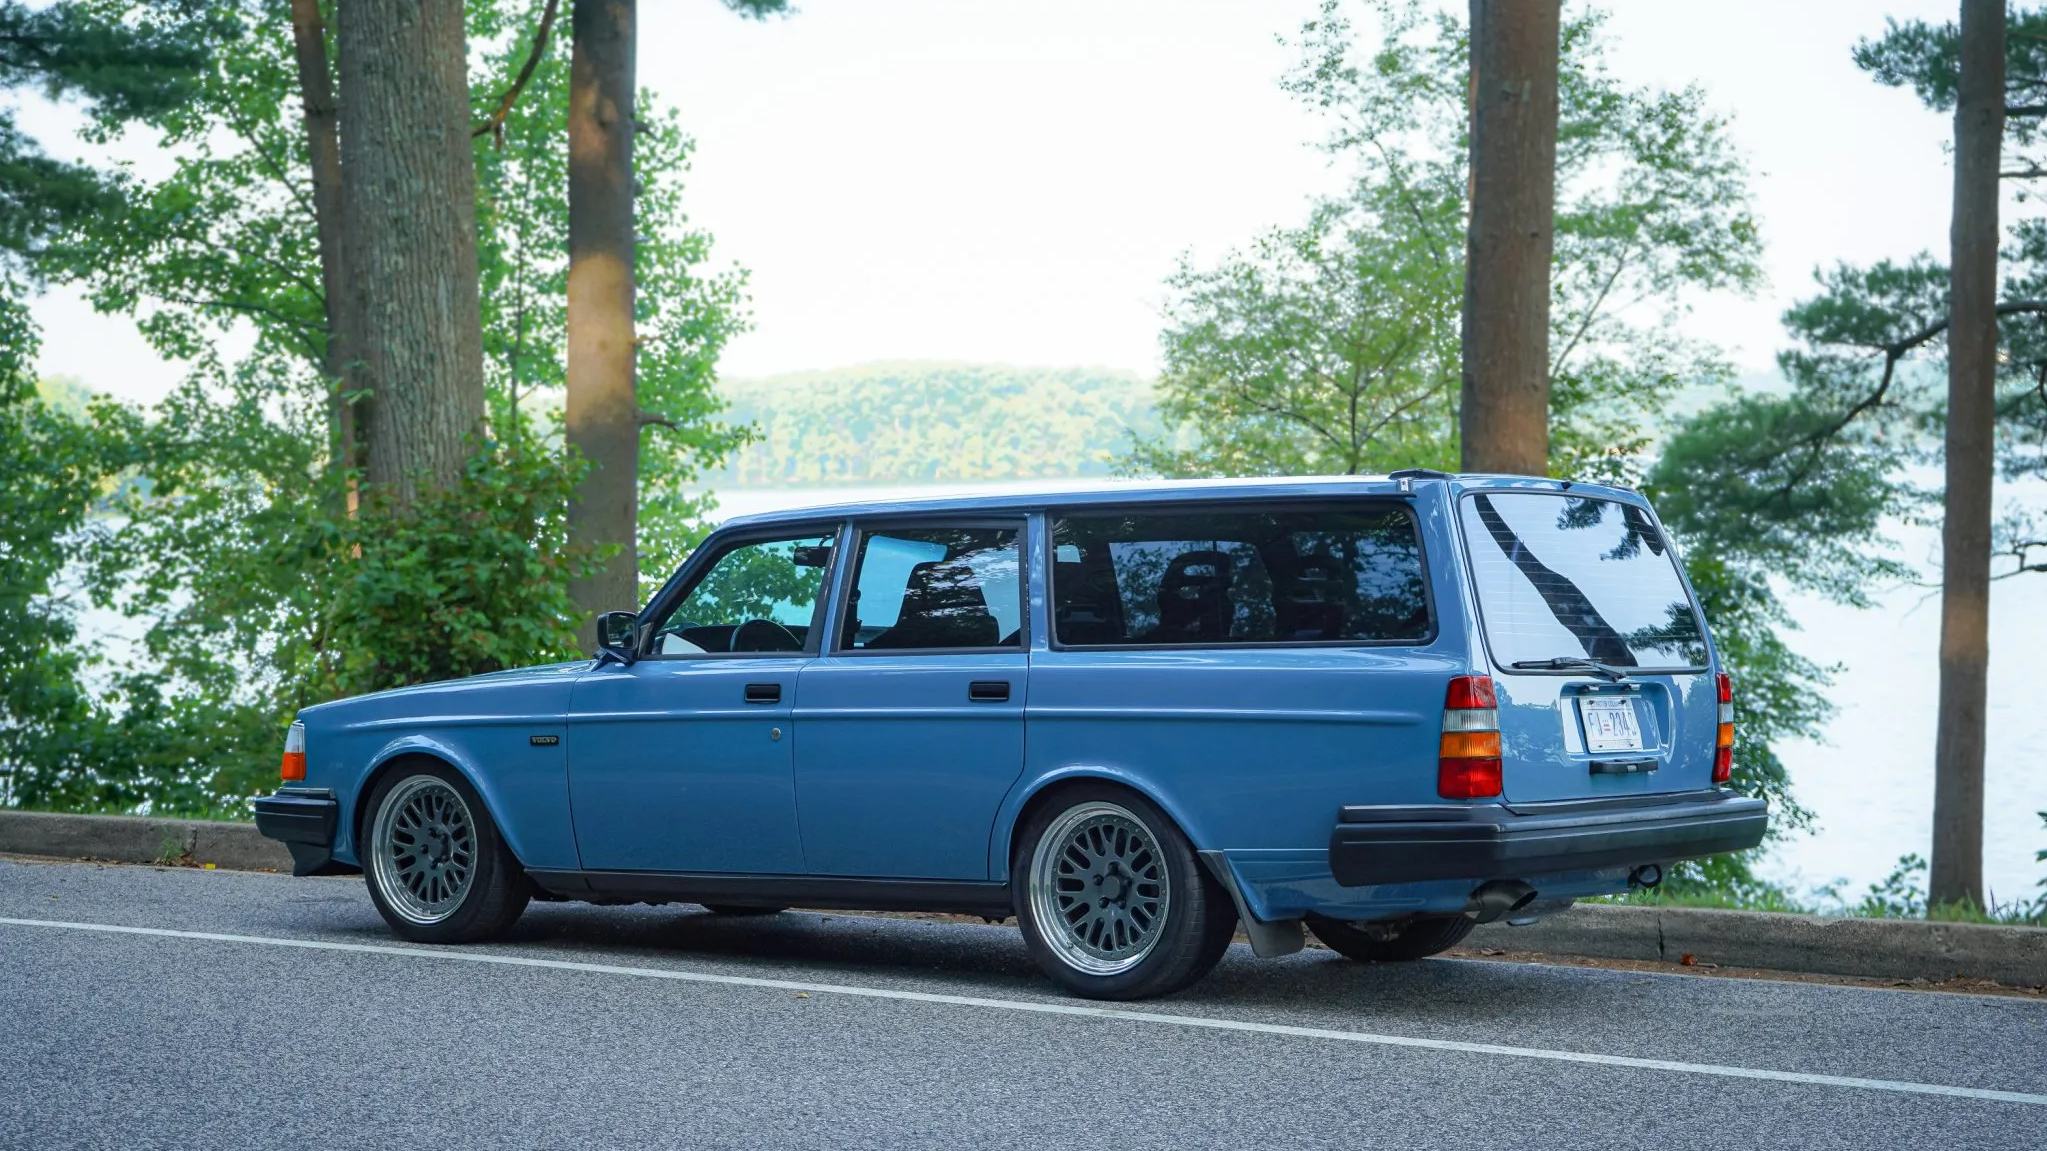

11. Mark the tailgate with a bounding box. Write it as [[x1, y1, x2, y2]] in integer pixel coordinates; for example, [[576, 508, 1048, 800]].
[[1455, 490, 1715, 802]]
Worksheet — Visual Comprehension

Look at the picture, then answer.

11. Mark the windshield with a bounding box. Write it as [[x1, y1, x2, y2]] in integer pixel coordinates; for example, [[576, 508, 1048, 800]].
[[1458, 492, 1706, 670]]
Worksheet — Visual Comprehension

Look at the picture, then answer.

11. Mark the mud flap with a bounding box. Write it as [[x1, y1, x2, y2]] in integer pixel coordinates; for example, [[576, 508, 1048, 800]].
[[1196, 849, 1304, 958]]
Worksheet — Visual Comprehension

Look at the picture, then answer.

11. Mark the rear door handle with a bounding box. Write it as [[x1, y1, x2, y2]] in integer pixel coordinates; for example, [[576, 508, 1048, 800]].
[[967, 681, 1011, 703], [743, 683, 781, 704]]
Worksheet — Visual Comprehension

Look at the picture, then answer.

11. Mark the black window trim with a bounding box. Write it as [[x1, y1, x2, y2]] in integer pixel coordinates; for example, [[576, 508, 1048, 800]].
[[825, 516, 1032, 658], [1042, 497, 1439, 653], [634, 521, 847, 661], [1453, 489, 1711, 678]]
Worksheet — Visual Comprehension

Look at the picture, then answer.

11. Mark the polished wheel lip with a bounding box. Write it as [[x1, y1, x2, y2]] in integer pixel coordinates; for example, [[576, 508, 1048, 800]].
[[1027, 800, 1171, 977], [369, 776, 478, 926]]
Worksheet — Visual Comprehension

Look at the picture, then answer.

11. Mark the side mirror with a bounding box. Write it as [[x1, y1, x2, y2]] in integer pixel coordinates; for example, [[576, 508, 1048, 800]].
[[595, 610, 639, 664]]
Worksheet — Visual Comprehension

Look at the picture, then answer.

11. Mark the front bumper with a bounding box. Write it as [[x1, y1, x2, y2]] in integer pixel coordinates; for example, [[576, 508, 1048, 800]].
[[1329, 789, 1767, 887], [252, 790, 351, 877]]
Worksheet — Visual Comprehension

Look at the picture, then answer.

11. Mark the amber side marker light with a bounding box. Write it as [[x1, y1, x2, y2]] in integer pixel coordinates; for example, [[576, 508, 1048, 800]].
[[1713, 672, 1734, 784], [1439, 675, 1502, 799], [280, 720, 306, 782]]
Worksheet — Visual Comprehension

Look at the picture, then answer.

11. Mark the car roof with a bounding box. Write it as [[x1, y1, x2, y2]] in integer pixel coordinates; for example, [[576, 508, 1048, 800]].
[[714, 473, 1645, 531]]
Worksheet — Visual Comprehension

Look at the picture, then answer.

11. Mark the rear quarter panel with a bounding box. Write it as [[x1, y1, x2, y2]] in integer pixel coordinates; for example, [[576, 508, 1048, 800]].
[[992, 488, 1478, 878]]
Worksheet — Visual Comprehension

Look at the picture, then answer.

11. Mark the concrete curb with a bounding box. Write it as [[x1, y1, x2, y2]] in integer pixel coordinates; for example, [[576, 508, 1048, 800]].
[[0, 810, 291, 872], [1470, 902, 2047, 989], [3, 810, 2040, 988]]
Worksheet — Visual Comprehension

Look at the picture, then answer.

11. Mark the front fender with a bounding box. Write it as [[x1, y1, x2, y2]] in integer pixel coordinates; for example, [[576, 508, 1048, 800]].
[[985, 763, 1217, 883], [339, 732, 565, 870]]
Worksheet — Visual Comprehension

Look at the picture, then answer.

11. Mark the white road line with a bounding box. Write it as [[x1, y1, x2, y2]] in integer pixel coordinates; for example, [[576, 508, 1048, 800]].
[[6, 915, 2044, 1108]]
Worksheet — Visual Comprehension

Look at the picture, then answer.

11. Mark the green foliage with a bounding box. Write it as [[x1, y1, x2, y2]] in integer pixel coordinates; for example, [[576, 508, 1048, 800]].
[[0, 0, 750, 816], [712, 363, 1156, 487], [1135, 0, 1761, 484], [1128, 195, 1460, 477], [303, 435, 601, 701], [1854, 8, 2047, 154], [0, 296, 98, 807], [0, 1, 214, 268]]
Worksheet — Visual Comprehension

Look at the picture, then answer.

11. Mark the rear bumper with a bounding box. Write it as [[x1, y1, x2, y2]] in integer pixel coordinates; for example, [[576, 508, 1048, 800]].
[[1329, 789, 1767, 887], [252, 791, 352, 877]]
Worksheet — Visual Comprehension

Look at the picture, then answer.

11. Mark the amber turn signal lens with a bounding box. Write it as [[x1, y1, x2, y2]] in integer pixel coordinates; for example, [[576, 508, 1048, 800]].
[[1438, 730, 1502, 760]]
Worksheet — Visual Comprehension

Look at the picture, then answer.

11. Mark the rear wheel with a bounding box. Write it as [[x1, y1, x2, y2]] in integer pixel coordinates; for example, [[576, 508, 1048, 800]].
[[362, 763, 529, 944], [1307, 914, 1474, 962], [1013, 785, 1235, 1000]]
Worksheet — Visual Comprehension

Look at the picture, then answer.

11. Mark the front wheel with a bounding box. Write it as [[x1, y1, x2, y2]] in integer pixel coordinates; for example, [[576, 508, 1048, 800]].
[[362, 763, 530, 944], [1307, 914, 1474, 962], [1013, 785, 1236, 1000]]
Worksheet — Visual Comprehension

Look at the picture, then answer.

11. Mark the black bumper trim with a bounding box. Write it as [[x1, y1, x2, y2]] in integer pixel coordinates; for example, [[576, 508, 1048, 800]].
[[1329, 789, 1768, 887], [253, 793, 350, 877]]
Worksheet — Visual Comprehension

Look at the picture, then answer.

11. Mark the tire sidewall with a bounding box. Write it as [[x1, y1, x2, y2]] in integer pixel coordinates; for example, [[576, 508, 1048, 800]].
[[361, 760, 525, 944], [1012, 783, 1233, 1000]]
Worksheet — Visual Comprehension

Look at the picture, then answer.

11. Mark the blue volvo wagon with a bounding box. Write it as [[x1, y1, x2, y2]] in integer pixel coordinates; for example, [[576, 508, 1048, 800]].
[[256, 473, 1766, 999]]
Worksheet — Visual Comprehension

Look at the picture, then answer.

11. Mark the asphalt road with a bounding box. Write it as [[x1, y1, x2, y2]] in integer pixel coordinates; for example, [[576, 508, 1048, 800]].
[[1, 859, 2043, 1151]]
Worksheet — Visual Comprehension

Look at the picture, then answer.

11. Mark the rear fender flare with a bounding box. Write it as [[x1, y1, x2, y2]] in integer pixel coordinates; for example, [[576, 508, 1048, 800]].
[[986, 764, 1213, 884]]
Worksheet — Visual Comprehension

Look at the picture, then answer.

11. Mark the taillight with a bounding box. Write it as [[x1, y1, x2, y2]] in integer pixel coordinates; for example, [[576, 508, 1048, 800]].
[[1713, 672, 1733, 784], [1439, 675, 1502, 799], [281, 721, 306, 782]]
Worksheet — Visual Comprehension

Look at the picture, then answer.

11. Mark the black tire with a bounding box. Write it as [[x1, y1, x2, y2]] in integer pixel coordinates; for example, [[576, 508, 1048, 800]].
[[701, 904, 787, 917], [360, 761, 530, 944], [1307, 913, 1474, 962], [1012, 784, 1236, 1000]]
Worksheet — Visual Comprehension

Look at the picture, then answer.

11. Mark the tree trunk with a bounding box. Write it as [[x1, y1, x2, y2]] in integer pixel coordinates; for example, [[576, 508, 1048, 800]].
[[1930, 0, 2005, 910], [566, 0, 639, 647], [1459, 0, 1560, 476], [287, 0, 359, 484], [335, 0, 487, 500]]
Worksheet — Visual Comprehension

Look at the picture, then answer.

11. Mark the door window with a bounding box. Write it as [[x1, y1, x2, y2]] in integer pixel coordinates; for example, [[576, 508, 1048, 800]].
[[839, 525, 1023, 651], [644, 530, 836, 656], [1050, 505, 1430, 647]]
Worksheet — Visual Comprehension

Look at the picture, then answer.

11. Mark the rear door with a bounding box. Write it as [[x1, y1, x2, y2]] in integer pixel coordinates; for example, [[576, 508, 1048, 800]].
[[792, 520, 1028, 879], [1456, 490, 1716, 802]]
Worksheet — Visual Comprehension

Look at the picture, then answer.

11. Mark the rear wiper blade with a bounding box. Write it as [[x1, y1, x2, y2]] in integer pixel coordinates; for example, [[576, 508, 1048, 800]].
[[1510, 656, 1630, 682]]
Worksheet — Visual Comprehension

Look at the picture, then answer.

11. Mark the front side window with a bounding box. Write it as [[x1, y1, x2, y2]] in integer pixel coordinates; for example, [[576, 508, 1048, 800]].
[[1458, 493, 1706, 670], [840, 525, 1023, 651], [1050, 505, 1431, 647], [646, 530, 836, 655]]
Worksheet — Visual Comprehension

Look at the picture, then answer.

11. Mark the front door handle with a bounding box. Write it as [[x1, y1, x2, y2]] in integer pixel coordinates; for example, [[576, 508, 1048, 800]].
[[743, 683, 781, 704], [967, 680, 1011, 703]]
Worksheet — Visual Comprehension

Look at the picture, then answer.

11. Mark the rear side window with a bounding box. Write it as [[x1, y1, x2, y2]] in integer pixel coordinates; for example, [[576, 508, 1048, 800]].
[[1050, 505, 1430, 647], [1459, 493, 1706, 670]]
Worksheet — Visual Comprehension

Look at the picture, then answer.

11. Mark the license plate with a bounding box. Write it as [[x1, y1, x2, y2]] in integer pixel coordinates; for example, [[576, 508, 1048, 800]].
[[1578, 697, 1644, 752]]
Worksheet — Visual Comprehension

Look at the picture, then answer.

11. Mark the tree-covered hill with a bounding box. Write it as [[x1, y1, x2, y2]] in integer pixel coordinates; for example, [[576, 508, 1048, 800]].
[[710, 362, 1158, 486]]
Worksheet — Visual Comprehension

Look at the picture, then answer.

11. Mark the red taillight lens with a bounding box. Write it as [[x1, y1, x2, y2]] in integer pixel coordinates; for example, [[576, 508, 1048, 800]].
[[1445, 675, 1498, 710], [1712, 672, 1733, 783], [280, 721, 306, 782], [1439, 756, 1504, 799], [1439, 676, 1502, 799]]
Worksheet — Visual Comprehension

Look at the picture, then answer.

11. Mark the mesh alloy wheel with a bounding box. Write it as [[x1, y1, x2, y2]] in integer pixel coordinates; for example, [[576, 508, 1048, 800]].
[[1027, 800, 1172, 976], [369, 776, 478, 925]]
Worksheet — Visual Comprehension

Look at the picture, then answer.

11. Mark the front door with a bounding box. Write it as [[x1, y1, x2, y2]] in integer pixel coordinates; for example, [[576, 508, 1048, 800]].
[[793, 521, 1028, 879], [567, 527, 839, 873]]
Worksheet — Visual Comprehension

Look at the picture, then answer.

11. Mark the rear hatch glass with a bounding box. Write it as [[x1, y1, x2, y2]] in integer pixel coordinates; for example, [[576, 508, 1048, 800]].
[[1457, 492, 1714, 801]]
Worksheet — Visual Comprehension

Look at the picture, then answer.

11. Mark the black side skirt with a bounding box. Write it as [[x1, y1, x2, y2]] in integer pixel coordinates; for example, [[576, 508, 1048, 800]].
[[525, 870, 1016, 917]]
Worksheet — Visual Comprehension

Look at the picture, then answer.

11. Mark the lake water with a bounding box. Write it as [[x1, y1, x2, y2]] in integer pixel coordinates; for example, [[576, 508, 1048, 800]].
[[712, 482, 2047, 906]]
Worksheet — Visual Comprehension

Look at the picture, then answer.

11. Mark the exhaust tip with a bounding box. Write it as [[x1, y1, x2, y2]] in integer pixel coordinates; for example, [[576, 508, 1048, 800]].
[[1466, 879, 1539, 924], [1629, 864, 1663, 890]]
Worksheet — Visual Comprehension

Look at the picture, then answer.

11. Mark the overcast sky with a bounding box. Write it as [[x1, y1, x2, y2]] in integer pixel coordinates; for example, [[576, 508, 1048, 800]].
[[17, 0, 1964, 402]]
